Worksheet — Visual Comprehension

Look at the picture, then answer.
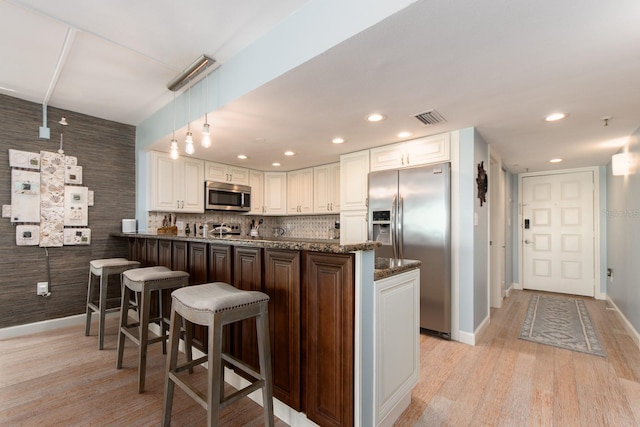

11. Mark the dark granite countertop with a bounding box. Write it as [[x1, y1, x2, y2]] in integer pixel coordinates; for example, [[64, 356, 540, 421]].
[[112, 232, 381, 254], [374, 258, 421, 281]]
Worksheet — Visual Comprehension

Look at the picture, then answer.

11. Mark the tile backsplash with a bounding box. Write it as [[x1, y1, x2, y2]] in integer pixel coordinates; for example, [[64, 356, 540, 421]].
[[148, 212, 340, 240]]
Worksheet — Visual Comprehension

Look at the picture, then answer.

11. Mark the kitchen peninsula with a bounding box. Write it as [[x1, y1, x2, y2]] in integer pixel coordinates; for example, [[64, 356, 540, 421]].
[[112, 231, 420, 427]]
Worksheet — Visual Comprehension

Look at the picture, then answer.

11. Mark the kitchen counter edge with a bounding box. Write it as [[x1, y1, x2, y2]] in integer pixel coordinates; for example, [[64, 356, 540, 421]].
[[374, 258, 422, 281], [112, 232, 381, 254]]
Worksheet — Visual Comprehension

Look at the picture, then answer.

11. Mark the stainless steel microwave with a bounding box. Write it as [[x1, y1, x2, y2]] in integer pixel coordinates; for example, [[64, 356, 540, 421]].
[[205, 181, 251, 212]]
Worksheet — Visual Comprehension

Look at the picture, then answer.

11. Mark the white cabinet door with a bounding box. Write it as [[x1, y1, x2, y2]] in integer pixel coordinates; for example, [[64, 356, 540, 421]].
[[405, 133, 450, 167], [287, 168, 313, 214], [149, 151, 204, 212], [340, 150, 369, 211], [204, 161, 227, 182], [227, 165, 250, 185], [339, 209, 368, 244], [205, 161, 249, 185], [370, 143, 404, 171], [314, 163, 340, 213], [370, 133, 451, 172], [374, 269, 420, 426], [249, 169, 265, 214], [264, 172, 287, 215], [181, 157, 205, 212], [150, 151, 179, 211]]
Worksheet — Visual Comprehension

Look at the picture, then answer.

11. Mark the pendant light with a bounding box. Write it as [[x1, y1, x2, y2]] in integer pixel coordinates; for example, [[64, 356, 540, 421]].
[[170, 92, 179, 159], [185, 79, 195, 155], [201, 72, 211, 148]]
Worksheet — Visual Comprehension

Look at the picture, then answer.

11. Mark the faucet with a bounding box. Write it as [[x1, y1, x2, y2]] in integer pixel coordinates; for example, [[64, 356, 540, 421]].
[[219, 222, 226, 238]]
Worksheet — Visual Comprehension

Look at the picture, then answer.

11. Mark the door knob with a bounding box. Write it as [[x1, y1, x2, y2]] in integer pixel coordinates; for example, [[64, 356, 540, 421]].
[[524, 239, 532, 244]]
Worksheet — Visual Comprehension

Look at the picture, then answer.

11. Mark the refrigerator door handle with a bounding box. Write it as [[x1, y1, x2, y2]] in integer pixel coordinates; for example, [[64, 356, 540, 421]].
[[391, 195, 398, 259], [398, 195, 404, 259]]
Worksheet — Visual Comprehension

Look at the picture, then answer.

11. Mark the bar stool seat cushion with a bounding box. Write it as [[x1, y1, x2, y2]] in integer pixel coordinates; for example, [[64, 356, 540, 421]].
[[90, 258, 140, 275], [122, 266, 190, 292], [172, 282, 269, 316]]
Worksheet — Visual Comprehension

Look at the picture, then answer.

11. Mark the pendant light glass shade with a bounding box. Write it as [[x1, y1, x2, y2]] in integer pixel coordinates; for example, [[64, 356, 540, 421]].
[[185, 131, 194, 155], [202, 122, 211, 148], [170, 139, 179, 159]]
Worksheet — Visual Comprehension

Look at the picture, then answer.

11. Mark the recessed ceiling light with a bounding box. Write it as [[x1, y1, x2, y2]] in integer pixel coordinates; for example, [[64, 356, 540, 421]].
[[550, 158, 563, 163], [284, 151, 295, 156], [367, 113, 386, 122], [545, 113, 567, 122], [272, 162, 281, 167], [397, 131, 412, 138], [332, 137, 345, 144], [237, 154, 247, 160]]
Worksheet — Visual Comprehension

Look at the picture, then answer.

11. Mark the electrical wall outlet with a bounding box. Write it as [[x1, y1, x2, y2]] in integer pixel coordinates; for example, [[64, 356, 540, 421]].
[[37, 282, 49, 295]]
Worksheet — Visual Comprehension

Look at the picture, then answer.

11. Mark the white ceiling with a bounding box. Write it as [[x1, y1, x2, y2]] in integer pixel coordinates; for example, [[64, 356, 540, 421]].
[[2, 0, 640, 174]]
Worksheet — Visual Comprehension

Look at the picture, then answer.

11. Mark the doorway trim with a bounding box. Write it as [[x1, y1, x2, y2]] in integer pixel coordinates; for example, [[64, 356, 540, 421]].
[[517, 166, 602, 299], [489, 152, 506, 308]]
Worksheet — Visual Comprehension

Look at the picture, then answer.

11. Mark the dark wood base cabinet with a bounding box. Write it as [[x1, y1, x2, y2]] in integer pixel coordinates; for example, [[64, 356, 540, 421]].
[[304, 252, 355, 427], [265, 249, 301, 410], [127, 238, 355, 425]]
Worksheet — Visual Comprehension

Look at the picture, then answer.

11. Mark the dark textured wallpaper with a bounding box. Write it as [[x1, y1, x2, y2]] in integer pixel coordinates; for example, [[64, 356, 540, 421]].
[[0, 94, 135, 328]]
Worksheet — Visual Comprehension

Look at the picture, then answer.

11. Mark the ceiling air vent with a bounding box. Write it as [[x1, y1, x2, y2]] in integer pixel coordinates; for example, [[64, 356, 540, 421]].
[[414, 109, 446, 126]]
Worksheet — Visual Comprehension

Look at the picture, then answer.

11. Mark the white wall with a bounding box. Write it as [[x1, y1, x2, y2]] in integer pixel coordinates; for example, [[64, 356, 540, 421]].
[[606, 127, 640, 335]]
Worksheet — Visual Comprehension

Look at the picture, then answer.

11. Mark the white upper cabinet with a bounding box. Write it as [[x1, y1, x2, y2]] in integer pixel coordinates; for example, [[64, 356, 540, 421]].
[[340, 150, 370, 211], [264, 172, 287, 215], [149, 151, 204, 213], [370, 133, 450, 171], [249, 169, 265, 214], [287, 168, 314, 214], [313, 163, 340, 214], [204, 161, 250, 185]]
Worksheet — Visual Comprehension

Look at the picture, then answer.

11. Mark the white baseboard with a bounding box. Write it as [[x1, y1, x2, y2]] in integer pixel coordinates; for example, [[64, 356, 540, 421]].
[[0, 311, 117, 341], [505, 283, 515, 298], [512, 282, 522, 290], [606, 297, 640, 350], [456, 313, 491, 346], [377, 391, 411, 427]]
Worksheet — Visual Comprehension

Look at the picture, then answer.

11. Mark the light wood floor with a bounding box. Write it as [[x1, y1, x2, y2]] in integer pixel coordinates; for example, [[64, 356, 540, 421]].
[[0, 318, 287, 426], [1, 290, 639, 426], [395, 290, 640, 426]]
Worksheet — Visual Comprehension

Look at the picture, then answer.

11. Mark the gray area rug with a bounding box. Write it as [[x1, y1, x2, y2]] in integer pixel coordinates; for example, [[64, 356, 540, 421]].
[[519, 294, 606, 357]]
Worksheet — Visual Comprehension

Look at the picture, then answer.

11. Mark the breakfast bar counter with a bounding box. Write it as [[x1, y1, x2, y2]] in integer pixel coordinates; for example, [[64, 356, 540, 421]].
[[111, 231, 419, 427]]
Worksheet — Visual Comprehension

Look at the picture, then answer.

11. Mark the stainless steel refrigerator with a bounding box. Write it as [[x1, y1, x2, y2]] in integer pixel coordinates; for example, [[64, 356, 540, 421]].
[[368, 162, 451, 337]]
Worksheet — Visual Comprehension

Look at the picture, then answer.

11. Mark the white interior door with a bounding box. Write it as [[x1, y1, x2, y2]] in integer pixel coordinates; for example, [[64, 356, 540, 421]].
[[522, 171, 595, 296]]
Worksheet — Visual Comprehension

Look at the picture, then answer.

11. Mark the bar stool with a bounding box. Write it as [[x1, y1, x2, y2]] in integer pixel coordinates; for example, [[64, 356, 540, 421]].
[[162, 282, 274, 427], [85, 258, 141, 350], [116, 266, 190, 393]]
